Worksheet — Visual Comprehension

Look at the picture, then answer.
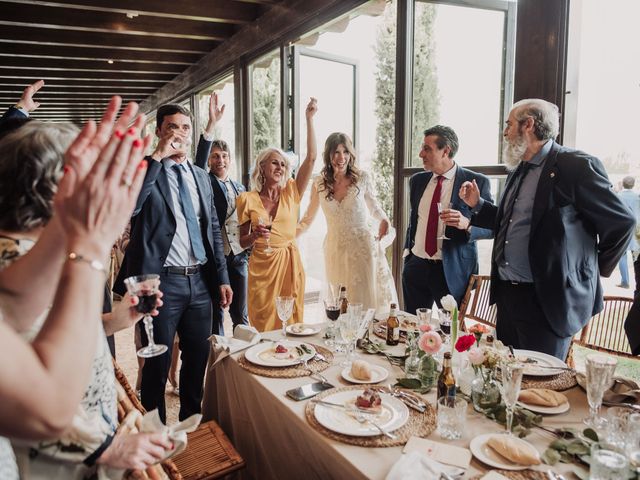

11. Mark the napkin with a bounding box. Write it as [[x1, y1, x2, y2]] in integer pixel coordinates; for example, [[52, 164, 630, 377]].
[[357, 308, 376, 339], [211, 324, 261, 359], [518, 388, 567, 407], [576, 374, 640, 404], [385, 451, 464, 480], [480, 472, 510, 480]]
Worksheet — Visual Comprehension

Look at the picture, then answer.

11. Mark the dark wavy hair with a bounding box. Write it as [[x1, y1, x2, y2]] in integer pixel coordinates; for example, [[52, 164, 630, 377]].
[[319, 132, 361, 200], [0, 121, 77, 232]]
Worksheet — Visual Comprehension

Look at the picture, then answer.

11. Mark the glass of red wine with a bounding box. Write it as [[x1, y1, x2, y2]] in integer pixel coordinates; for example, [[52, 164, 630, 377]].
[[438, 309, 452, 346], [124, 274, 168, 358]]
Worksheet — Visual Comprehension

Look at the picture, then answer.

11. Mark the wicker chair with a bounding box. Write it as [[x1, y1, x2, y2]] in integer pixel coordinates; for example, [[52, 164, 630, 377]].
[[572, 296, 635, 359], [458, 274, 497, 332], [113, 361, 244, 480]]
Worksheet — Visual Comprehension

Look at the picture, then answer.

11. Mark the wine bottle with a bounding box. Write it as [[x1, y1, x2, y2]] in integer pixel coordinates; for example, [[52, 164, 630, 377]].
[[339, 286, 349, 315], [386, 303, 400, 346], [437, 351, 456, 403]]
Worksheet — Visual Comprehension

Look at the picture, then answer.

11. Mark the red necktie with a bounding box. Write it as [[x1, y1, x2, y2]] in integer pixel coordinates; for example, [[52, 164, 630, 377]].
[[425, 175, 444, 257]]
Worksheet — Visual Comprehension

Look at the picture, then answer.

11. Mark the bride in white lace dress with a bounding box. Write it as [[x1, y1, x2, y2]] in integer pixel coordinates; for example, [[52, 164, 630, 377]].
[[298, 132, 397, 312]]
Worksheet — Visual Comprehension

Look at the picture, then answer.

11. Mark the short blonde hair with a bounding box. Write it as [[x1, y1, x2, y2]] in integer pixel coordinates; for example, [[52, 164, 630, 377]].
[[250, 147, 292, 191]]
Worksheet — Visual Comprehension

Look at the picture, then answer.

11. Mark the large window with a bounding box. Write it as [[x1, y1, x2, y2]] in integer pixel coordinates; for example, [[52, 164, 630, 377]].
[[565, 0, 640, 294], [249, 50, 282, 160]]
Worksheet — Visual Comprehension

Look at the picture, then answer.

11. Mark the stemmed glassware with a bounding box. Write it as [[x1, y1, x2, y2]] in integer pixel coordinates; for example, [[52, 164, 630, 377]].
[[416, 307, 431, 328], [276, 295, 294, 339], [438, 309, 452, 346], [323, 297, 340, 348], [499, 360, 525, 435], [124, 274, 168, 358], [258, 216, 273, 254], [339, 311, 361, 367], [584, 353, 618, 428], [437, 202, 452, 240]]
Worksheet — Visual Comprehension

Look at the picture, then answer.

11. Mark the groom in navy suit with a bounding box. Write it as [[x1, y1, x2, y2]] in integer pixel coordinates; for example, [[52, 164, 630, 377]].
[[402, 125, 493, 314]]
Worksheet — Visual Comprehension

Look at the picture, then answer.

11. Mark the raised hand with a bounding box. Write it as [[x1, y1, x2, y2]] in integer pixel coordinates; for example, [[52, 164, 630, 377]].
[[305, 97, 318, 120], [459, 179, 481, 208], [440, 208, 470, 230], [16, 80, 45, 112], [54, 99, 152, 260], [206, 92, 225, 131]]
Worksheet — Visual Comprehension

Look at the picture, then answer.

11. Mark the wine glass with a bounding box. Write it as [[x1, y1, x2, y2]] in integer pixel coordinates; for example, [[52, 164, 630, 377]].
[[258, 216, 273, 254], [339, 312, 360, 366], [499, 360, 525, 435], [438, 309, 452, 346], [416, 307, 431, 328], [276, 295, 294, 339], [124, 274, 168, 358], [584, 353, 618, 428], [324, 298, 340, 348], [437, 202, 452, 240]]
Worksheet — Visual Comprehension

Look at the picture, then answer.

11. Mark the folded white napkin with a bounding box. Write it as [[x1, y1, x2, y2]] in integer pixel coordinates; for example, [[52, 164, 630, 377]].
[[212, 325, 261, 355], [357, 308, 375, 339], [140, 409, 202, 460], [386, 451, 464, 480]]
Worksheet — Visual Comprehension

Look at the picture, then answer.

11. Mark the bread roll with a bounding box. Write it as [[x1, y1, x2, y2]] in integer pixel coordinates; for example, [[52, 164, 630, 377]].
[[486, 435, 541, 466], [518, 388, 567, 407], [350, 359, 373, 381]]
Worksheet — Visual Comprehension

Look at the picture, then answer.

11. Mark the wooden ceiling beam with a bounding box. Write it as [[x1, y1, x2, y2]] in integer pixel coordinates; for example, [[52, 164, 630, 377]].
[[0, 68, 175, 81], [0, 0, 260, 24], [0, 55, 185, 74], [0, 41, 199, 65], [0, 4, 236, 40], [0, 25, 217, 52], [0, 83, 157, 92]]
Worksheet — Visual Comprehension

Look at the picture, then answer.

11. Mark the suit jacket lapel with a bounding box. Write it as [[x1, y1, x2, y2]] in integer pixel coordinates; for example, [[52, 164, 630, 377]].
[[451, 167, 466, 209], [192, 167, 212, 227], [156, 168, 177, 219], [530, 141, 560, 234], [211, 176, 228, 219]]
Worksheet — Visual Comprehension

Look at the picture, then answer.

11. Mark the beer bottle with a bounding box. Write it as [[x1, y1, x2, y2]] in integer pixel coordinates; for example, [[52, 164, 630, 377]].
[[339, 286, 349, 315], [437, 352, 456, 403], [386, 303, 400, 346]]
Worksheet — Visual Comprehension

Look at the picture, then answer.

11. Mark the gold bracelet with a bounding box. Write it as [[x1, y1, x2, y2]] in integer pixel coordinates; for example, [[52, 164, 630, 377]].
[[67, 252, 106, 273]]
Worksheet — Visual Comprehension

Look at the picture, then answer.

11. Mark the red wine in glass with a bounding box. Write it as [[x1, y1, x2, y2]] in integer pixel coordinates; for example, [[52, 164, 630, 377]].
[[325, 305, 340, 321], [440, 320, 452, 336], [135, 292, 158, 315], [124, 274, 168, 358]]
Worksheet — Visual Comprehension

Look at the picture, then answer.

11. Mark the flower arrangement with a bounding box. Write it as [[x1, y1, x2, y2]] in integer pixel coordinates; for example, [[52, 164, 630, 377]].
[[418, 323, 442, 355], [454, 334, 476, 353], [440, 294, 458, 353], [468, 323, 490, 346]]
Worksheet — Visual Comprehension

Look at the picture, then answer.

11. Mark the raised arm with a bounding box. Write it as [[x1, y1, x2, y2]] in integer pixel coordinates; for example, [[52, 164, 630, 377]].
[[195, 92, 225, 169], [295, 98, 318, 195], [297, 180, 320, 236], [0, 100, 150, 439]]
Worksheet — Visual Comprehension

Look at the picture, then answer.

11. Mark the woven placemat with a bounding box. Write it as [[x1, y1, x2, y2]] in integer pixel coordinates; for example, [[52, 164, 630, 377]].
[[521, 370, 577, 391], [469, 470, 547, 480], [237, 343, 334, 378], [304, 385, 436, 447]]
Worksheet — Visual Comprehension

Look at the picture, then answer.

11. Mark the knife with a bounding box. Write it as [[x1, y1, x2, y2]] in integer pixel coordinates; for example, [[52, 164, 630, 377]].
[[310, 399, 372, 413]]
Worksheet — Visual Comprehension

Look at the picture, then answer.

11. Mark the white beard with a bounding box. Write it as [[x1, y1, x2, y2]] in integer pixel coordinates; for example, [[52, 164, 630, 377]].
[[502, 135, 528, 171]]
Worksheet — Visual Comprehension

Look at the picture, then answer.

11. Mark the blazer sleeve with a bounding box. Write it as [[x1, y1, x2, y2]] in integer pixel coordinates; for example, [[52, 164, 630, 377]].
[[403, 175, 415, 251], [468, 175, 495, 241], [194, 134, 212, 170], [209, 188, 230, 286], [570, 154, 635, 277], [132, 157, 163, 216], [471, 199, 499, 230]]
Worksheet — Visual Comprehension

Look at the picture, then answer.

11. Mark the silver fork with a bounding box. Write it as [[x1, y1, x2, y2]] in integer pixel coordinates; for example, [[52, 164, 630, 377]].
[[352, 409, 396, 439], [314, 352, 328, 362]]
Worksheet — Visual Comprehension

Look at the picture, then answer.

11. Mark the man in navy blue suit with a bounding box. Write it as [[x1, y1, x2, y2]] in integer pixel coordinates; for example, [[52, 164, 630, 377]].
[[194, 92, 249, 334], [402, 125, 493, 314], [114, 104, 232, 422]]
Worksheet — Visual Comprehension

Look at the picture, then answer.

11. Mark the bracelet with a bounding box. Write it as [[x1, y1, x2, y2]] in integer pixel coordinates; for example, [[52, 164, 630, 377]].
[[67, 252, 107, 273], [83, 434, 114, 466]]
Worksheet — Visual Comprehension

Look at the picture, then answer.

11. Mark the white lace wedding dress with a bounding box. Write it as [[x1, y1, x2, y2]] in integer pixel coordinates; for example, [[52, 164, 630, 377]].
[[299, 172, 398, 313]]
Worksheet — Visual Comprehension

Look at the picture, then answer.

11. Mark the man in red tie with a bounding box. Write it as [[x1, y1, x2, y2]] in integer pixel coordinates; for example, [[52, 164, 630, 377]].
[[402, 125, 493, 314]]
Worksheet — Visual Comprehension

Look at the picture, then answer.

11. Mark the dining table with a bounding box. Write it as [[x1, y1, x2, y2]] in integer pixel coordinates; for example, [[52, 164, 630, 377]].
[[201, 324, 594, 480]]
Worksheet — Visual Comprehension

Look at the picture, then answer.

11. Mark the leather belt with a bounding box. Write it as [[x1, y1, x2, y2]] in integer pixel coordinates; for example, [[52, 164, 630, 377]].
[[499, 279, 534, 287], [162, 265, 201, 275]]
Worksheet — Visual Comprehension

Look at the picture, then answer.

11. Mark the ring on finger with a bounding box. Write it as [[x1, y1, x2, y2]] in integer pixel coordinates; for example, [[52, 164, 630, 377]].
[[121, 178, 133, 188]]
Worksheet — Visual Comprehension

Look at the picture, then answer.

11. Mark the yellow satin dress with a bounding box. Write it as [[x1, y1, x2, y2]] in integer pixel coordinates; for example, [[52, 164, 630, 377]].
[[237, 179, 305, 332]]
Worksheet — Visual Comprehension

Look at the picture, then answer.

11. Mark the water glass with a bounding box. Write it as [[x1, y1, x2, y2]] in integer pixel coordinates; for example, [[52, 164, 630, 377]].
[[416, 307, 431, 327], [584, 354, 617, 428], [275, 296, 294, 339], [605, 407, 632, 451], [436, 397, 467, 440], [347, 303, 363, 321], [499, 361, 525, 435], [590, 443, 629, 480], [339, 313, 360, 366]]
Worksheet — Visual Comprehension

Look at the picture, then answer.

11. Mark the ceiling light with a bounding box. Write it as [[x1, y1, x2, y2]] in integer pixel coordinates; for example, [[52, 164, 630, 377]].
[[107, 60, 114, 64], [126, 11, 139, 19]]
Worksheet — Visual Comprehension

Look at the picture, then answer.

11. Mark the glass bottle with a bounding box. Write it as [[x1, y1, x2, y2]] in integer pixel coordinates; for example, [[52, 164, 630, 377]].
[[437, 352, 456, 403], [339, 286, 349, 314], [386, 303, 400, 346]]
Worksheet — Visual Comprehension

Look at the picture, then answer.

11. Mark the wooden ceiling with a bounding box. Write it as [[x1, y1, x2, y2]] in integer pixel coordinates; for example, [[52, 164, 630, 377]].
[[0, 0, 280, 123]]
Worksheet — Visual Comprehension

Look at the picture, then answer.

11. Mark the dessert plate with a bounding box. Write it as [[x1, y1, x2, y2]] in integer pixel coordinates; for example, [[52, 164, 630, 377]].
[[470, 433, 535, 471], [517, 400, 570, 415], [286, 323, 322, 336], [244, 340, 315, 367], [341, 365, 389, 384], [514, 349, 568, 377]]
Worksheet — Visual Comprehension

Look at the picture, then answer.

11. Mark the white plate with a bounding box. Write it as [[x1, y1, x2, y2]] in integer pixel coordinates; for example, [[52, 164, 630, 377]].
[[244, 340, 316, 367], [517, 400, 570, 415], [341, 364, 389, 384], [313, 390, 409, 437], [375, 311, 419, 332], [286, 323, 322, 336], [514, 349, 568, 377], [469, 433, 537, 471]]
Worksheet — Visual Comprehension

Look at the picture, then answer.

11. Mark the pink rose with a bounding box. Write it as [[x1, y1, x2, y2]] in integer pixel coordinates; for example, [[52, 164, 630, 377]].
[[468, 346, 486, 366], [419, 331, 442, 355], [419, 324, 433, 332]]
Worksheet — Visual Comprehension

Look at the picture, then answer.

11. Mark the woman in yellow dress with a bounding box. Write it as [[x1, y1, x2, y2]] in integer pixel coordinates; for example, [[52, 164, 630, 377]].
[[237, 98, 317, 332]]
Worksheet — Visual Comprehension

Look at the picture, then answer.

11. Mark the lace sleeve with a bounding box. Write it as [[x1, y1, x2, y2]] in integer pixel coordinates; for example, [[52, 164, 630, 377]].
[[297, 178, 320, 236], [362, 172, 388, 222]]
